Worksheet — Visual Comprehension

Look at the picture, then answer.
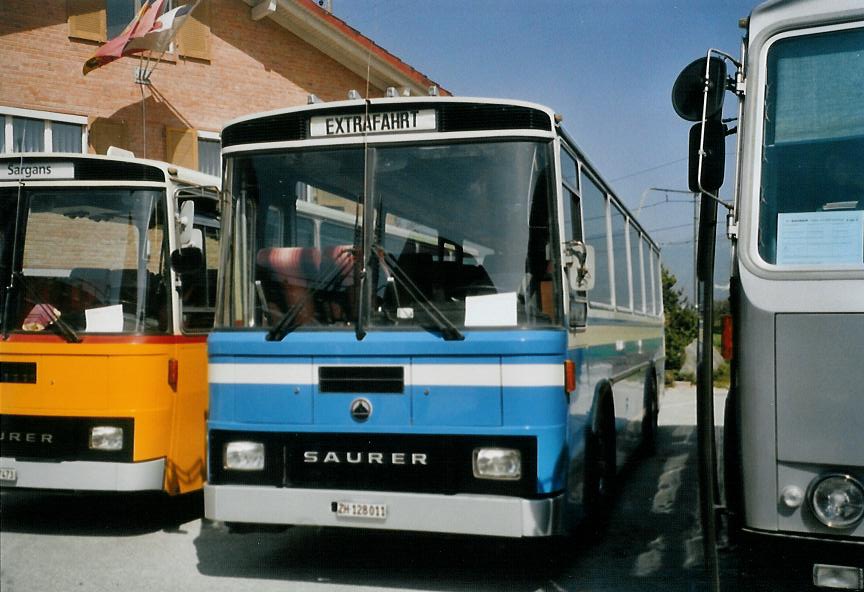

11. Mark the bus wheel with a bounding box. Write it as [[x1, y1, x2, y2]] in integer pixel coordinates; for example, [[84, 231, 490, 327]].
[[723, 389, 743, 543], [641, 373, 659, 456], [584, 406, 616, 525]]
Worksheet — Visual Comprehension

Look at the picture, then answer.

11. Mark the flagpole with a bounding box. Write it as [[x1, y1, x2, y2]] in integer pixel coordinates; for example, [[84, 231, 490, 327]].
[[135, 54, 149, 158]]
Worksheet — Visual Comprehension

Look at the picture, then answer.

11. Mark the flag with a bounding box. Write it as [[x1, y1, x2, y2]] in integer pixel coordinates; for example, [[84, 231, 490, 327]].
[[82, 0, 165, 75], [124, 1, 200, 56]]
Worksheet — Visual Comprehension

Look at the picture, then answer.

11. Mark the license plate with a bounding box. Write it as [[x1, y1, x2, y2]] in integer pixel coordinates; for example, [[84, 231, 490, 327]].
[[0, 468, 17, 483], [334, 501, 387, 520]]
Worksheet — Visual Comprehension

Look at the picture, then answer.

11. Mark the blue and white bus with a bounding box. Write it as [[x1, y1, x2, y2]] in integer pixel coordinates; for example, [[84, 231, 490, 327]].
[[204, 96, 664, 537]]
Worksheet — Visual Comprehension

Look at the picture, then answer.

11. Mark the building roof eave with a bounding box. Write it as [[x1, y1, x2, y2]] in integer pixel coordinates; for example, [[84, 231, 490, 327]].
[[241, 0, 449, 97]]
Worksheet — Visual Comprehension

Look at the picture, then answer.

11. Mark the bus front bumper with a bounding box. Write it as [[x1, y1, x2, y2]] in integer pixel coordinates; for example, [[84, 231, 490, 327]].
[[204, 484, 565, 538], [0, 457, 165, 492]]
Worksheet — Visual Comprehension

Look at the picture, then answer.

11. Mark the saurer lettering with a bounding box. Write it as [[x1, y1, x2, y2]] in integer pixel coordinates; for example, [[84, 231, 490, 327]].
[[303, 451, 428, 465], [0, 431, 54, 443]]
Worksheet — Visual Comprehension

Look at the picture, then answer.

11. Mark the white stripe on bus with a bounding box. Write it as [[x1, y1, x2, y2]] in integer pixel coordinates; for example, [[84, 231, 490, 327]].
[[208, 363, 564, 388]]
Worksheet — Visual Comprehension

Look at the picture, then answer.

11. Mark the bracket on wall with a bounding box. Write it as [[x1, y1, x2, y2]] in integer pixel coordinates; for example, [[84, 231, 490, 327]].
[[251, 0, 277, 21]]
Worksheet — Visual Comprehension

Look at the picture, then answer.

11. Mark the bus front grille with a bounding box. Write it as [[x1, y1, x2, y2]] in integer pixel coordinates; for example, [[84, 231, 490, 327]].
[[0, 415, 134, 462], [209, 430, 538, 497]]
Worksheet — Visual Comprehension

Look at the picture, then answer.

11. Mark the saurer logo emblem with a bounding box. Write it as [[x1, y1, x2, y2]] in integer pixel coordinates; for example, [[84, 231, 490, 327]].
[[350, 398, 372, 422]]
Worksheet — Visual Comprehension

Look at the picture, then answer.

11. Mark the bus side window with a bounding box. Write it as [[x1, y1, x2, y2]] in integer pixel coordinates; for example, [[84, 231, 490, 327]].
[[581, 171, 611, 306], [181, 222, 219, 332]]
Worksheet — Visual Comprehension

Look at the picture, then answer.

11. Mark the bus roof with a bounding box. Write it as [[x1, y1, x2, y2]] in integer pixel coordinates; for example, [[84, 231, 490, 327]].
[[0, 152, 220, 189], [749, 0, 864, 42], [221, 96, 558, 133]]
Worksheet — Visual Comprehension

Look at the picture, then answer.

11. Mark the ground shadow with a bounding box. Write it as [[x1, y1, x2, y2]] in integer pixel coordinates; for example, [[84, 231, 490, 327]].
[[192, 423, 714, 591], [0, 490, 202, 537]]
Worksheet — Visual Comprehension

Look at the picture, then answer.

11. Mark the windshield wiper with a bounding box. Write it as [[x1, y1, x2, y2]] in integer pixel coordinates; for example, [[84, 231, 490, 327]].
[[373, 245, 464, 341], [265, 250, 356, 341], [13, 272, 81, 343]]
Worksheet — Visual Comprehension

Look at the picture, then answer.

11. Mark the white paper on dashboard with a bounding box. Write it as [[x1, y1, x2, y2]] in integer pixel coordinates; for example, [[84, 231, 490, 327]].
[[776, 210, 864, 265], [85, 304, 124, 332], [464, 292, 518, 327]]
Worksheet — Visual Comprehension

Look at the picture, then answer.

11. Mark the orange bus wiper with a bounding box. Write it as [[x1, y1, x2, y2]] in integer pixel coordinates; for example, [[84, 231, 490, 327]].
[[14, 272, 81, 343]]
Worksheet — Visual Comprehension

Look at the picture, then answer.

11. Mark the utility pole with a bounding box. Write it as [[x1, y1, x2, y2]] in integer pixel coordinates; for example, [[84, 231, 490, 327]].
[[637, 187, 699, 302]]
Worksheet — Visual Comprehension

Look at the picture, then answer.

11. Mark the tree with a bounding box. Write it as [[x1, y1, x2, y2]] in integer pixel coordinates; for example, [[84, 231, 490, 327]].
[[662, 265, 698, 373]]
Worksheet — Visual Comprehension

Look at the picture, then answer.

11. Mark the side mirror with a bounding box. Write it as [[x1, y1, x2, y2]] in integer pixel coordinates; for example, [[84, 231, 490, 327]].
[[177, 200, 196, 249], [171, 228, 203, 275], [564, 240, 595, 292], [672, 56, 727, 122], [688, 118, 726, 193]]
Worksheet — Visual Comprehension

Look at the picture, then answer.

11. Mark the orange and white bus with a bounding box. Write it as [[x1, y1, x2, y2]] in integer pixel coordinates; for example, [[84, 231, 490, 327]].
[[1, 152, 219, 495]]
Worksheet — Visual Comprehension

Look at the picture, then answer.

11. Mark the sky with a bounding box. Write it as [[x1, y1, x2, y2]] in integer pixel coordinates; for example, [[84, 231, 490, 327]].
[[333, 0, 757, 302]]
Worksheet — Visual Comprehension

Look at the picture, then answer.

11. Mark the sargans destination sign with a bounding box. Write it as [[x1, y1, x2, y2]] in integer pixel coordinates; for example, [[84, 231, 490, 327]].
[[3, 162, 74, 181], [310, 109, 436, 138]]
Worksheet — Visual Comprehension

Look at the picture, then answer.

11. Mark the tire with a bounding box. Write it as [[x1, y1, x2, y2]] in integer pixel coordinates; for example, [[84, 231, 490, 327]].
[[722, 389, 743, 542], [641, 372, 659, 456], [583, 401, 616, 526]]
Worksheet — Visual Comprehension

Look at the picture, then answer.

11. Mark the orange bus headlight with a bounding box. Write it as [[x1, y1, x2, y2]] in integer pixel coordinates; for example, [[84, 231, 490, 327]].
[[89, 426, 124, 451], [809, 474, 864, 529]]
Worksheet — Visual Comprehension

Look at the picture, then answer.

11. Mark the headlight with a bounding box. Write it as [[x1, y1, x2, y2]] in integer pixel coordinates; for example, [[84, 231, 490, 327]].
[[808, 474, 864, 529], [224, 441, 265, 471], [89, 426, 124, 451], [780, 485, 805, 509], [472, 448, 521, 480]]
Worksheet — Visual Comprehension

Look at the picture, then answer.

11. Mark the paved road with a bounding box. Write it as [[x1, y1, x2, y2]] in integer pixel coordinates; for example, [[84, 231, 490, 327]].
[[1, 384, 750, 592]]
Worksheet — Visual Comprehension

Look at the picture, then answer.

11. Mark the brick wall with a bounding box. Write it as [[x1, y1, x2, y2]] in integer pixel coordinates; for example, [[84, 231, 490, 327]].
[[0, 0, 386, 161]]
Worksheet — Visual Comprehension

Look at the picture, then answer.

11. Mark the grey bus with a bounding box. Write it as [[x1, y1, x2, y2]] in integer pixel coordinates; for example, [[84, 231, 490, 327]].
[[672, 0, 863, 589]]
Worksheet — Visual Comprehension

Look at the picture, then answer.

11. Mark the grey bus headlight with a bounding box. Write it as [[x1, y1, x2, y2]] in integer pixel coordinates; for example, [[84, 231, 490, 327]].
[[809, 474, 864, 529], [89, 426, 124, 451], [224, 441, 265, 471], [473, 448, 521, 480]]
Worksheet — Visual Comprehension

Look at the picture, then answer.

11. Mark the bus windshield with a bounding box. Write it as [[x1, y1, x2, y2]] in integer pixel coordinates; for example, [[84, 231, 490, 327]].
[[224, 139, 560, 332], [1, 187, 170, 336], [759, 26, 864, 266]]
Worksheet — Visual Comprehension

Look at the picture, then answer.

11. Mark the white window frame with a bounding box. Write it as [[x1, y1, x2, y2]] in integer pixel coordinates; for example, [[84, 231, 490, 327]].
[[1, 106, 87, 154], [197, 130, 221, 176]]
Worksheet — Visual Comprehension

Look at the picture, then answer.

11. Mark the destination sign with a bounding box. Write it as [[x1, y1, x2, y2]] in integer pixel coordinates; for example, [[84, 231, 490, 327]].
[[310, 109, 436, 138], [2, 162, 74, 181]]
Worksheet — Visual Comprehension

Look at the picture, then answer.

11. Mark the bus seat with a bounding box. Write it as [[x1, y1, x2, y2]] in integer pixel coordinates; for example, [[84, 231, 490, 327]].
[[256, 247, 321, 322], [321, 244, 355, 322], [321, 244, 355, 288]]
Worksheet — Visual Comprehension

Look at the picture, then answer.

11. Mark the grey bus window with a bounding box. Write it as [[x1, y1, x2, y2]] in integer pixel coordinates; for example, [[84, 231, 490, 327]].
[[630, 225, 645, 313], [296, 216, 315, 247], [581, 172, 611, 305], [611, 204, 630, 310], [760, 27, 864, 265], [320, 220, 353, 248], [13, 117, 44, 152], [198, 138, 221, 177], [264, 206, 283, 247]]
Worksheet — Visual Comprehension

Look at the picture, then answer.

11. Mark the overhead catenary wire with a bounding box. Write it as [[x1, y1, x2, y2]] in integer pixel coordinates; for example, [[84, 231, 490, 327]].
[[608, 156, 688, 182]]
